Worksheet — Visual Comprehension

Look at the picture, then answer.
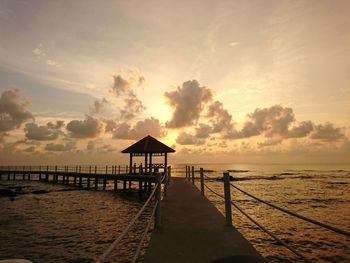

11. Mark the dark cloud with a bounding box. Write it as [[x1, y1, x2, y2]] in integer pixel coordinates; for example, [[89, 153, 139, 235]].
[[24, 146, 36, 152], [110, 72, 146, 120], [225, 105, 295, 139], [110, 117, 166, 140], [120, 93, 146, 120], [165, 80, 213, 128], [66, 115, 101, 138], [110, 73, 144, 97], [104, 119, 117, 133], [90, 98, 108, 115], [206, 100, 234, 133], [45, 141, 76, 152], [195, 123, 212, 138], [287, 121, 314, 138], [86, 140, 117, 154], [24, 121, 65, 141], [0, 89, 34, 132], [310, 123, 345, 141], [176, 131, 205, 145], [258, 138, 283, 147]]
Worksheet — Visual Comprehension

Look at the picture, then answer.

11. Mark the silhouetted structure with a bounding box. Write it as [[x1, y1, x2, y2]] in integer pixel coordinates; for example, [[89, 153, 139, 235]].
[[121, 135, 175, 174]]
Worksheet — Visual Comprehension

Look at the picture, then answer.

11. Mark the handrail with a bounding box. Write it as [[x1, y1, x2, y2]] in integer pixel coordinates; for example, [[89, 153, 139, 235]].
[[230, 200, 311, 262], [230, 183, 350, 238], [95, 170, 169, 263], [95, 183, 158, 263], [202, 180, 310, 262], [131, 200, 158, 263]]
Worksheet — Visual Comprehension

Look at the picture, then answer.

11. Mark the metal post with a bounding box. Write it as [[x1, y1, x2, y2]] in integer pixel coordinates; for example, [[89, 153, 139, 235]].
[[200, 168, 204, 196], [185, 165, 188, 178], [155, 172, 161, 229], [191, 166, 194, 185], [223, 172, 232, 227]]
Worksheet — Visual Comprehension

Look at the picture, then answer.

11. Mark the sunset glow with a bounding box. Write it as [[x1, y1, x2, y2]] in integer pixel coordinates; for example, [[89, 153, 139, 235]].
[[1, 0, 349, 164]]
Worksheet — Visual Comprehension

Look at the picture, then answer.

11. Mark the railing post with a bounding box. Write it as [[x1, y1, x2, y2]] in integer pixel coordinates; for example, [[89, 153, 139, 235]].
[[185, 165, 187, 179], [155, 172, 161, 229], [223, 172, 232, 227], [200, 168, 204, 196], [191, 166, 194, 185]]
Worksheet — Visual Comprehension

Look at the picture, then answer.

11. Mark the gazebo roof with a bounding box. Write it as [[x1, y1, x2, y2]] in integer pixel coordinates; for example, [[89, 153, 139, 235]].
[[121, 135, 175, 154]]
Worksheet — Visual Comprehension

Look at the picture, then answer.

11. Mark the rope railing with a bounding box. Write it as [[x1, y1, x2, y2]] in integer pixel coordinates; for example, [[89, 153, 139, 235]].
[[230, 183, 350, 238], [188, 167, 350, 263], [95, 169, 169, 263], [131, 200, 158, 263], [230, 200, 311, 262], [95, 183, 158, 263], [201, 173, 310, 262]]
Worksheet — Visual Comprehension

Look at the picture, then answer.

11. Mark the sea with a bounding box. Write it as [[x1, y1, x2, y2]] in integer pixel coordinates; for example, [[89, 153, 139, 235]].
[[1, 163, 350, 263]]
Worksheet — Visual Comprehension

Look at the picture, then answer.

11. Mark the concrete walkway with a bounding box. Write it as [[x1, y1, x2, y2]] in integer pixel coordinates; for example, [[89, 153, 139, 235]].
[[145, 177, 266, 263]]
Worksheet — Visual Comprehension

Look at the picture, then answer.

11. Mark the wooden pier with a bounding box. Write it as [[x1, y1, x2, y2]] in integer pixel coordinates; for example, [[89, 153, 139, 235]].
[[145, 177, 266, 263], [0, 165, 160, 192]]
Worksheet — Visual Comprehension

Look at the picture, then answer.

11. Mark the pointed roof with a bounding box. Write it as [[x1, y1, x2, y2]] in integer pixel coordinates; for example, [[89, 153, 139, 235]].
[[121, 135, 175, 154]]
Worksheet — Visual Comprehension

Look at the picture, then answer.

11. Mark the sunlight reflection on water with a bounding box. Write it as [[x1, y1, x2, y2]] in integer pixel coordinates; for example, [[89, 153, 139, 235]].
[[0, 180, 153, 263]]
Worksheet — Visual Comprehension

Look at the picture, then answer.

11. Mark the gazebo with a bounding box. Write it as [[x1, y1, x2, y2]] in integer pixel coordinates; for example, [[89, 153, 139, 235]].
[[121, 135, 175, 174]]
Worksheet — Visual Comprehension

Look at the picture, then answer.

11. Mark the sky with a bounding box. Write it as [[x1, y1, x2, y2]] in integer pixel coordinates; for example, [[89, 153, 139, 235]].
[[0, 0, 350, 165]]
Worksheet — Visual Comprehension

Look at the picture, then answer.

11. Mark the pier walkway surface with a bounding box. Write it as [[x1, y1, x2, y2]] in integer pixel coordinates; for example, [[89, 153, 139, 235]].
[[145, 177, 266, 263]]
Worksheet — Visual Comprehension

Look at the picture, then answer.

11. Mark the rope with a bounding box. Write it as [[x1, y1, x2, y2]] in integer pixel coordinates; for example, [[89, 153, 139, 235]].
[[230, 183, 350, 238], [204, 183, 224, 199], [230, 201, 311, 262], [131, 200, 158, 263], [95, 183, 158, 263], [203, 181, 310, 262]]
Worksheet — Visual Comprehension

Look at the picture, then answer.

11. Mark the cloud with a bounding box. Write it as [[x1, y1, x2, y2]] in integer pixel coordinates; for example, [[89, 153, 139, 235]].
[[109, 71, 146, 120], [45, 59, 61, 67], [66, 115, 101, 138], [110, 72, 145, 97], [226, 105, 295, 139], [110, 117, 166, 140], [165, 80, 213, 128], [195, 123, 212, 138], [86, 140, 117, 154], [0, 89, 34, 132], [32, 44, 61, 67], [90, 98, 108, 115], [24, 146, 36, 153], [229, 42, 239, 47], [120, 93, 145, 120], [258, 138, 283, 147], [24, 121, 64, 141], [206, 100, 234, 133], [45, 141, 76, 152], [310, 123, 345, 141], [176, 131, 205, 145], [287, 121, 314, 138]]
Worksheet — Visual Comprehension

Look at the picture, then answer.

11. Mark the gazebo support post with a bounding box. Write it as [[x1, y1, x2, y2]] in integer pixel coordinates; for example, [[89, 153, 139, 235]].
[[129, 154, 133, 174], [149, 153, 153, 175]]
